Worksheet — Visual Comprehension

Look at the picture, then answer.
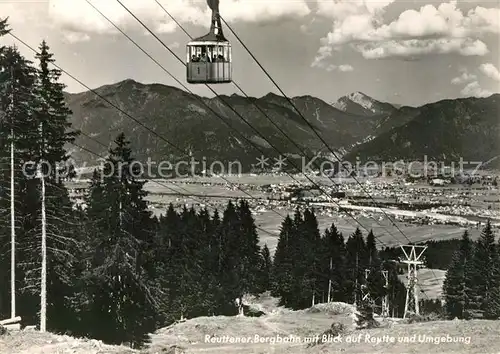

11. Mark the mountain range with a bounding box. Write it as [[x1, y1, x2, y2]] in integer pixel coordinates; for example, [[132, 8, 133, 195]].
[[65, 79, 500, 172]]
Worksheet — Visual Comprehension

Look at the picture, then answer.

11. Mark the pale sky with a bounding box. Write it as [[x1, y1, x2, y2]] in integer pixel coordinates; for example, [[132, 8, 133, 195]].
[[1, 0, 499, 106]]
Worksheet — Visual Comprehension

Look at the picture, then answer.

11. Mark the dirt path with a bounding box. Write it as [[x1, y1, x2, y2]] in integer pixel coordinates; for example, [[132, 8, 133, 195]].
[[184, 314, 310, 353], [260, 315, 291, 336]]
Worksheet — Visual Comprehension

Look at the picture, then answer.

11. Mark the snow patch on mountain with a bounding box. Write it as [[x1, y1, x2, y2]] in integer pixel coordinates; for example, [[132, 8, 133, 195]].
[[332, 91, 396, 116], [332, 99, 347, 111], [346, 91, 376, 112]]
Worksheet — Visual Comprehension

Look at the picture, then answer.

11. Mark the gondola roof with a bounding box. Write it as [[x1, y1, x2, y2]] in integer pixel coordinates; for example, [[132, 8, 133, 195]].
[[191, 31, 228, 43]]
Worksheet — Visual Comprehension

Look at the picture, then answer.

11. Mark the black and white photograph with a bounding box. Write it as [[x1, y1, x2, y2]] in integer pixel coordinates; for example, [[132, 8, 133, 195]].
[[0, 0, 499, 353]]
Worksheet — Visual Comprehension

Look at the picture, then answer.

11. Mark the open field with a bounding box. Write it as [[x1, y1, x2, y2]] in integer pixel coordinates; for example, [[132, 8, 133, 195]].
[[253, 213, 484, 253], [67, 175, 497, 253]]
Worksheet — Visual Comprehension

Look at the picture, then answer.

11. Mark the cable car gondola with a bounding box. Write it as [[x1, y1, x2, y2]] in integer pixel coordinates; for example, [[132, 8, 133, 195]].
[[186, 0, 232, 84]]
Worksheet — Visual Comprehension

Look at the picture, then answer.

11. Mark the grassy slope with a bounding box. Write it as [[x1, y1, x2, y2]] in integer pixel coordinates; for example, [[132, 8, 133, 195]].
[[2, 306, 497, 353]]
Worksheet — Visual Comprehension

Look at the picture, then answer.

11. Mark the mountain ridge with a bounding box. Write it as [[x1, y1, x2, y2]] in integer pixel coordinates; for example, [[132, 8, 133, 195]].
[[64, 79, 500, 171], [345, 93, 500, 167]]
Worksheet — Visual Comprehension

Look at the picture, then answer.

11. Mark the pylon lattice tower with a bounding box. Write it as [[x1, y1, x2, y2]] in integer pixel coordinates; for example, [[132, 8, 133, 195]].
[[381, 270, 389, 317], [362, 268, 390, 316], [400, 245, 427, 319], [361, 269, 371, 302]]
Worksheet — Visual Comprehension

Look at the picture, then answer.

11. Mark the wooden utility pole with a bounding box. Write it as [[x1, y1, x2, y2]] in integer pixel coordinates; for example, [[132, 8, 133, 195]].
[[400, 245, 427, 319], [39, 122, 47, 332], [0, 60, 22, 329], [327, 257, 332, 303], [9, 65, 16, 320], [119, 200, 123, 227], [354, 253, 359, 304], [362, 268, 370, 302]]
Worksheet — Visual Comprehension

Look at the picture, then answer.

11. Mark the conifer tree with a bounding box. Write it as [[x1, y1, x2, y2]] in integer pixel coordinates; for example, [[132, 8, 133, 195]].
[[0, 19, 10, 53], [32, 40, 81, 332], [258, 244, 272, 293], [173, 206, 206, 318], [288, 209, 303, 308], [35, 41, 78, 165], [366, 230, 377, 266], [0, 44, 41, 325], [217, 201, 242, 314], [488, 232, 500, 320], [286, 208, 310, 309], [442, 230, 473, 319], [196, 207, 220, 314], [485, 286, 500, 320], [236, 200, 262, 297], [153, 204, 178, 323], [321, 223, 347, 302], [208, 208, 226, 314], [385, 263, 407, 317], [345, 228, 367, 304], [301, 208, 322, 306], [160, 205, 196, 320], [271, 215, 294, 306], [83, 133, 157, 347], [364, 232, 386, 310], [292, 208, 302, 230], [212, 208, 221, 230], [468, 220, 499, 319]]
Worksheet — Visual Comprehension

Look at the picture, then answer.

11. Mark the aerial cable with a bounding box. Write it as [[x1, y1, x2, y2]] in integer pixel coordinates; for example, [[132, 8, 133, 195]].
[[72, 139, 279, 237], [39, 0, 371, 247], [8, 31, 289, 226], [76, 134, 281, 238], [108, 0, 392, 247], [10, 4, 389, 249], [220, 17, 441, 283], [219, 16, 417, 246], [80, 0, 303, 224], [153, 0, 413, 248], [157, 3, 437, 292]]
